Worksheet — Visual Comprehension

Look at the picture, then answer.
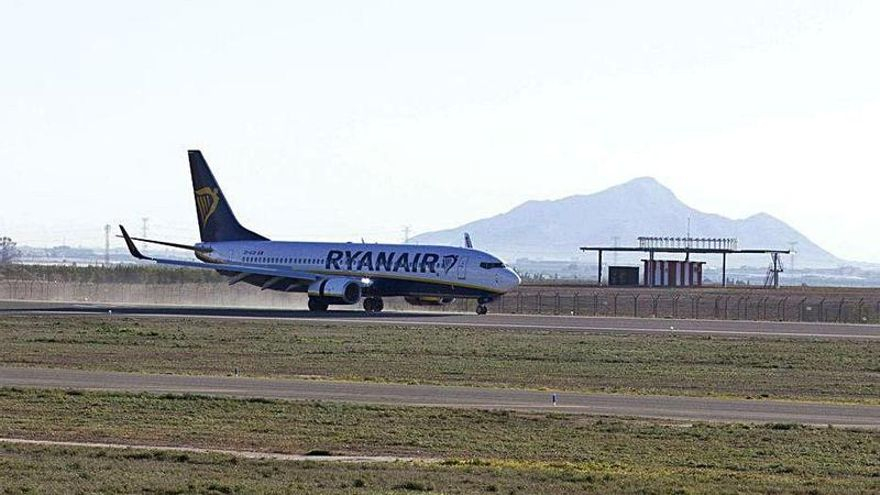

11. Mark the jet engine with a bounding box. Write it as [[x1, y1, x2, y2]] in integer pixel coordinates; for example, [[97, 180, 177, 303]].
[[308, 278, 361, 305], [404, 296, 455, 306]]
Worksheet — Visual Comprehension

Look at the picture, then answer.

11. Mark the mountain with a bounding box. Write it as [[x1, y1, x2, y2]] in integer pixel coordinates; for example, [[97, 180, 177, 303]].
[[408, 177, 843, 268]]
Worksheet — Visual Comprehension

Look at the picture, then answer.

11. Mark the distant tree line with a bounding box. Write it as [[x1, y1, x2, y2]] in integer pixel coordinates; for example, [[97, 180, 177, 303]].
[[0, 237, 20, 265], [0, 263, 225, 284]]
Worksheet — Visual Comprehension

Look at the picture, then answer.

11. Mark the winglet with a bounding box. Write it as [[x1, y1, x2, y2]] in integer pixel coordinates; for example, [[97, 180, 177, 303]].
[[119, 225, 152, 260]]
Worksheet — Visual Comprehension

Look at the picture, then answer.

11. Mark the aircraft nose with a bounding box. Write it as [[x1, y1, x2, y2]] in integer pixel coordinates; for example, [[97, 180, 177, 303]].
[[502, 268, 521, 291]]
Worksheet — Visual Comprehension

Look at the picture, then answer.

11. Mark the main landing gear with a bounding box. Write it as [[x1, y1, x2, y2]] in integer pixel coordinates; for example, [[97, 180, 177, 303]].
[[363, 297, 384, 313], [307, 297, 329, 312]]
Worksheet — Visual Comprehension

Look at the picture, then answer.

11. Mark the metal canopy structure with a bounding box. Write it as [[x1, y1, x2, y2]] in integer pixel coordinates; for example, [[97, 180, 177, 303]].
[[580, 237, 790, 287]]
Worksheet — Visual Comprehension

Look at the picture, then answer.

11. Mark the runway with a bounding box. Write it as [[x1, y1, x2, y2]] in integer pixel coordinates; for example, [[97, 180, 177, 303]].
[[1, 367, 877, 428], [3, 300, 880, 340]]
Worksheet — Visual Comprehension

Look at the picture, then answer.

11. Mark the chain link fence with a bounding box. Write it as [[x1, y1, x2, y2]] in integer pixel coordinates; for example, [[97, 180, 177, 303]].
[[484, 290, 880, 324], [2, 280, 879, 324]]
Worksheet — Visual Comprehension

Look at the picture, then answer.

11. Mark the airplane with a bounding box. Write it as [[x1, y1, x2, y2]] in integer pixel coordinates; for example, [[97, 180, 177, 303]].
[[119, 150, 521, 315]]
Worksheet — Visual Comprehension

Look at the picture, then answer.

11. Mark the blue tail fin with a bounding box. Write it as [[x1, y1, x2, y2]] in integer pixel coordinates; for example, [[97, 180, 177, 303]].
[[188, 150, 268, 243]]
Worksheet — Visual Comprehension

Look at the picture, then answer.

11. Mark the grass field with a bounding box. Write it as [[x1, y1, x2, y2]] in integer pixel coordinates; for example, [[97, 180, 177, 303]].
[[1, 388, 878, 494], [1, 315, 878, 403]]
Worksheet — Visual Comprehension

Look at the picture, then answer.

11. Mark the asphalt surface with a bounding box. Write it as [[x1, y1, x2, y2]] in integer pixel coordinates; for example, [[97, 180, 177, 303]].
[[3, 300, 880, 339], [1, 367, 878, 428]]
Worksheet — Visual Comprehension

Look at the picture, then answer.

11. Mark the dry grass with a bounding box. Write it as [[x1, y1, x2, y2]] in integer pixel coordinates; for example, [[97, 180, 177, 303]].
[[1, 315, 877, 403], [1, 388, 878, 494]]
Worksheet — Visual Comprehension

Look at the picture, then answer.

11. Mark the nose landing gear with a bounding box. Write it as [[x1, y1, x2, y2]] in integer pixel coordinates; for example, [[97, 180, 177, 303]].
[[475, 297, 492, 315], [363, 297, 384, 313]]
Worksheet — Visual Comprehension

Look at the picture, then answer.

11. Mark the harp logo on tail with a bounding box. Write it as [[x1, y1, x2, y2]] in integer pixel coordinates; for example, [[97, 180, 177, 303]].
[[195, 187, 220, 227]]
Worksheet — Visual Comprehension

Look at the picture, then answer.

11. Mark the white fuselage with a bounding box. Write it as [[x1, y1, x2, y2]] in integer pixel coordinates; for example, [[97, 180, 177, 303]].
[[198, 240, 521, 299]]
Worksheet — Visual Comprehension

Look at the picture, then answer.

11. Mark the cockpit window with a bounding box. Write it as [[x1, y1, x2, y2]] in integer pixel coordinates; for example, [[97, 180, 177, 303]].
[[479, 261, 505, 269]]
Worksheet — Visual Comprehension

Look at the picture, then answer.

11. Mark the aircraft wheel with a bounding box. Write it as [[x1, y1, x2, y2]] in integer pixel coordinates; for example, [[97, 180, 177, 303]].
[[363, 297, 384, 313], [476, 304, 488, 316], [308, 298, 329, 312]]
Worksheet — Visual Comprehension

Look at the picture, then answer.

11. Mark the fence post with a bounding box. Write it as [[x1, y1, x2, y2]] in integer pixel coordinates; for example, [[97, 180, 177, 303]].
[[857, 298, 864, 323], [633, 294, 639, 317], [613, 293, 619, 317], [537, 292, 543, 314], [819, 298, 826, 322], [672, 294, 680, 318], [652, 295, 660, 318], [573, 292, 579, 315], [837, 298, 845, 323], [593, 293, 599, 316], [555, 292, 560, 315], [761, 297, 769, 320]]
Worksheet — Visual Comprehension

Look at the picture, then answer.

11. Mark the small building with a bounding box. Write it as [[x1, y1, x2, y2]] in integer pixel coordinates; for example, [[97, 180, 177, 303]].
[[643, 259, 704, 287], [608, 266, 640, 286], [582, 237, 789, 288]]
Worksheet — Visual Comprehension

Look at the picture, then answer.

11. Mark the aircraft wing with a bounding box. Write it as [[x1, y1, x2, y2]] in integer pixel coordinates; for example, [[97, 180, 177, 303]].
[[119, 226, 319, 283]]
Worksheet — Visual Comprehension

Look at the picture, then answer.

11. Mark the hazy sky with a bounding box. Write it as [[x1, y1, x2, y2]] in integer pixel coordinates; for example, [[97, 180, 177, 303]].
[[2, 1, 878, 261]]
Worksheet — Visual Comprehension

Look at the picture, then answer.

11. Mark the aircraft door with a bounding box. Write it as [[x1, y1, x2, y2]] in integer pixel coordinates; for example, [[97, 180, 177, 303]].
[[227, 248, 241, 263], [457, 257, 468, 280]]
